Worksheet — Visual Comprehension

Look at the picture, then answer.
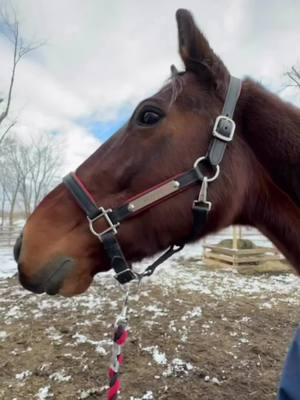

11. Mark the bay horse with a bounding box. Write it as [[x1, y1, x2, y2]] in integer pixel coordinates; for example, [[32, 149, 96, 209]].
[[14, 9, 300, 297]]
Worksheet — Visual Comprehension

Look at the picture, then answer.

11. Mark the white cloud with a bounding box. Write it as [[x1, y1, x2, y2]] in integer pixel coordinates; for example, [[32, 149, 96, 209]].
[[61, 124, 101, 174], [0, 0, 299, 172]]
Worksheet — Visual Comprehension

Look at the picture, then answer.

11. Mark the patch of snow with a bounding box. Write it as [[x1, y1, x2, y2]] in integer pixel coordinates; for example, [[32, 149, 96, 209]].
[[144, 346, 167, 365], [0, 247, 17, 278], [35, 386, 53, 399], [6, 306, 22, 319], [0, 330, 8, 340], [40, 363, 52, 372], [76, 320, 93, 326], [260, 302, 273, 309], [241, 316, 251, 323], [72, 333, 87, 344], [172, 358, 193, 372], [181, 306, 202, 321], [15, 370, 32, 380], [49, 370, 71, 382], [240, 337, 249, 344], [143, 304, 168, 318], [163, 358, 193, 377], [130, 391, 154, 400], [45, 326, 63, 343], [72, 332, 110, 355], [212, 377, 221, 385], [79, 386, 107, 399]]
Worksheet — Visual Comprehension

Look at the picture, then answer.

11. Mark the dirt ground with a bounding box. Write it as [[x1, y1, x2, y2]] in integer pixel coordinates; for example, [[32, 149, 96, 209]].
[[0, 262, 300, 400]]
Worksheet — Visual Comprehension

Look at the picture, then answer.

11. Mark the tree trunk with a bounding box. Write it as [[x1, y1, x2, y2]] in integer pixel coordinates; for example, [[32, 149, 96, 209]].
[[0, 192, 5, 229], [9, 190, 18, 226]]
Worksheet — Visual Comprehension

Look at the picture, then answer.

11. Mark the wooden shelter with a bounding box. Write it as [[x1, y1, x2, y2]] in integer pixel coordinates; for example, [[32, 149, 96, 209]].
[[202, 226, 283, 270]]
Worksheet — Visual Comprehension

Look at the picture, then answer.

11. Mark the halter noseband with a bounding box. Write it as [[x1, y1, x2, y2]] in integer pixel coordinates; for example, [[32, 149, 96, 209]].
[[63, 76, 241, 284]]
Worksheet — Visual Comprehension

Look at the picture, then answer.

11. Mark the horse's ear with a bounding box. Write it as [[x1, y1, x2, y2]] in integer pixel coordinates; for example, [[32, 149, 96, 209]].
[[176, 9, 229, 96]]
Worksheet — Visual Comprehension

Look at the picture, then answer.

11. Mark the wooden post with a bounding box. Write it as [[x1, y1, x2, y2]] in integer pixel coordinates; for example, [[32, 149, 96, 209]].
[[233, 226, 238, 250], [232, 226, 237, 268], [238, 226, 242, 241]]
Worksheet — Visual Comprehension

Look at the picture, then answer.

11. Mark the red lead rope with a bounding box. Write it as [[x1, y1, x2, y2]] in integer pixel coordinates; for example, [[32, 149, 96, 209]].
[[107, 290, 130, 400]]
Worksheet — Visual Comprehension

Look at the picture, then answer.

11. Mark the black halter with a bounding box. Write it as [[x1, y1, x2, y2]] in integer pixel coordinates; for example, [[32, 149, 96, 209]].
[[63, 76, 241, 284]]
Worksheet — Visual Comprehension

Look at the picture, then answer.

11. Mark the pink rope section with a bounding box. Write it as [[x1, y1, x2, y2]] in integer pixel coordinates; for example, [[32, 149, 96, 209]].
[[107, 323, 129, 400], [107, 290, 130, 400]]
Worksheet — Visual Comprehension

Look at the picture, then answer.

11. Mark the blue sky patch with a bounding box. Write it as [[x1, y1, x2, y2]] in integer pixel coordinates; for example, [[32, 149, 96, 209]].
[[77, 106, 133, 142]]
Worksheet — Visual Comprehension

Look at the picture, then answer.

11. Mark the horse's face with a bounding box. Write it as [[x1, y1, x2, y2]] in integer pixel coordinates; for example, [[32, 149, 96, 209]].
[[16, 10, 249, 296]]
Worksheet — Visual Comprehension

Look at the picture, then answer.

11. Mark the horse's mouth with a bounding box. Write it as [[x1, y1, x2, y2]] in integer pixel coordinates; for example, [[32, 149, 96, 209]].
[[18, 257, 76, 296]]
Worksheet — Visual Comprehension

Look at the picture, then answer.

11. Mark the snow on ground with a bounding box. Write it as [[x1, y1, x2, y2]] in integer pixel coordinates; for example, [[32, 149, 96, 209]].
[[149, 262, 300, 300], [1, 236, 300, 302], [35, 386, 53, 399], [0, 247, 18, 278], [0, 242, 299, 399], [130, 391, 154, 400], [1, 226, 299, 399]]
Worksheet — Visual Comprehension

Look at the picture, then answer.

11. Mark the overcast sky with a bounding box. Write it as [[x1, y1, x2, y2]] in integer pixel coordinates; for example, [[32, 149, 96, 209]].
[[0, 0, 299, 173]]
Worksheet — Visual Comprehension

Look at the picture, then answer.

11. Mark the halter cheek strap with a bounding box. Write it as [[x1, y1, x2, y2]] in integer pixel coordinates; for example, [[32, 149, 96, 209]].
[[208, 76, 241, 165], [63, 75, 241, 284]]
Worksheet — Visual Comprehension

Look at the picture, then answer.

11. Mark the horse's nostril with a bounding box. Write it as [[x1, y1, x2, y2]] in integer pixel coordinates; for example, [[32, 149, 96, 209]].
[[14, 234, 23, 262]]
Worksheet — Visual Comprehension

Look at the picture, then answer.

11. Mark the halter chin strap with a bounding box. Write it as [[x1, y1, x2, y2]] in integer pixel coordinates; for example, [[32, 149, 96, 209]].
[[63, 75, 241, 284]]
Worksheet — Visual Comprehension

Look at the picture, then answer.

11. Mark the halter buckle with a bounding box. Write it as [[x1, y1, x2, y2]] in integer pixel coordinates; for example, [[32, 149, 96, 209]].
[[213, 115, 236, 142], [88, 207, 120, 241]]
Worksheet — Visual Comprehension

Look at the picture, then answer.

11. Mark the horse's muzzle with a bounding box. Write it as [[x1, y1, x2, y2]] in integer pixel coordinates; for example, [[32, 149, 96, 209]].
[[17, 251, 76, 296], [18, 268, 45, 294]]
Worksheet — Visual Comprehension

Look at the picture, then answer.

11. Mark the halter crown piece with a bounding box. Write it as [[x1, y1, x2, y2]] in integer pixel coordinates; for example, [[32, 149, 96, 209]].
[[63, 75, 241, 284]]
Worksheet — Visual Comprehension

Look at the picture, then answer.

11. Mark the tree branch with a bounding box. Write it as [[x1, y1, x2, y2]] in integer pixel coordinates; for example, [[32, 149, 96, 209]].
[[0, 120, 16, 146], [285, 65, 300, 89], [0, 4, 44, 128]]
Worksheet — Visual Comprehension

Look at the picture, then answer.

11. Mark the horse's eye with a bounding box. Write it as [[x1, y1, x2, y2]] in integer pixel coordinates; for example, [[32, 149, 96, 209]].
[[138, 110, 162, 126]]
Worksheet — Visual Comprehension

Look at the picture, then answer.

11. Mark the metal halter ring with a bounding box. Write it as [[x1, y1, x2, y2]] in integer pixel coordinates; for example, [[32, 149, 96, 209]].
[[193, 156, 220, 182]]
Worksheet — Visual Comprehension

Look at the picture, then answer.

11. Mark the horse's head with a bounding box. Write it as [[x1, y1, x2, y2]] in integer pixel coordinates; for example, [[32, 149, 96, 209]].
[[15, 10, 253, 296]]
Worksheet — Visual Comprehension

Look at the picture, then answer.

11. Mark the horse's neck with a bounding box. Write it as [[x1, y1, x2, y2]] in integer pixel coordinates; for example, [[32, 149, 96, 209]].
[[238, 81, 300, 272], [240, 80, 300, 206], [246, 173, 300, 272]]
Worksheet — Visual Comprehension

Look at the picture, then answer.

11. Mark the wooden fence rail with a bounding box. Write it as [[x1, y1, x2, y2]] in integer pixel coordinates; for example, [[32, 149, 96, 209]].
[[203, 244, 283, 270]]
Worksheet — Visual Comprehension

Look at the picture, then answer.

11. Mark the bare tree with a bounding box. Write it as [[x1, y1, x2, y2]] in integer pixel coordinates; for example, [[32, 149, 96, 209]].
[[15, 135, 61, 218], [0, 3, 43, 140], [29, 137, 62, 209], [0, 134, 61, 224], [0, 137, 20, 226], [285, 65, 300, 89]]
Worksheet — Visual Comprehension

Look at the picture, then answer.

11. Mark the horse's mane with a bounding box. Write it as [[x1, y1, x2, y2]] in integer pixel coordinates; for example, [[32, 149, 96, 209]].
[[157, 68, 185, 109]]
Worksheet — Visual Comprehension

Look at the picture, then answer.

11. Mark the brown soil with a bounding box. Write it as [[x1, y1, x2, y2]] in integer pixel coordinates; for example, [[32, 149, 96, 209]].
[[0, 273, 299, 400]]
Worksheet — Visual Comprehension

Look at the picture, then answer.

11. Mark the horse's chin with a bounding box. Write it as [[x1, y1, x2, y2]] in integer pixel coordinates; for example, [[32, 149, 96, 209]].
[[47, 260, 95, 297], [57, 273, 94, 297], [18, 255, 95, 297]]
